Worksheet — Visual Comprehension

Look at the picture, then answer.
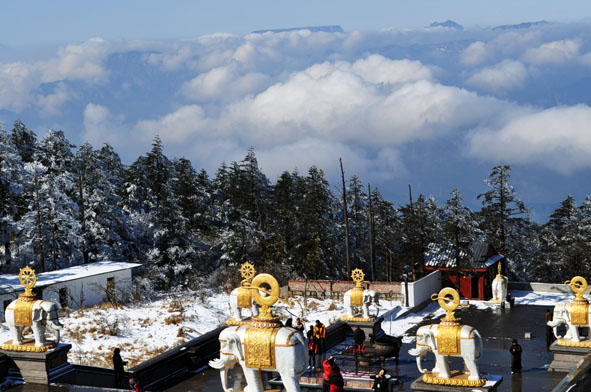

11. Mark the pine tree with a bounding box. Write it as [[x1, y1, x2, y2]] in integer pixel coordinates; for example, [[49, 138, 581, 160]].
[[0, 129, 24, 266], [540, 195, 584, 280], [477, 165, 528, 277], [443, 188, 480, 291]]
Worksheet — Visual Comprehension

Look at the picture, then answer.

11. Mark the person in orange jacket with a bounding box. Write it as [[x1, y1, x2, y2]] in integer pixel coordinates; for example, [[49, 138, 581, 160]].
[[314, 320, 326, 359]]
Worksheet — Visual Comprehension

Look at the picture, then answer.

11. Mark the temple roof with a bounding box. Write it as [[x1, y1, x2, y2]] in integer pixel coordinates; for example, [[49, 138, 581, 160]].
[[424, 242, 503, 270]]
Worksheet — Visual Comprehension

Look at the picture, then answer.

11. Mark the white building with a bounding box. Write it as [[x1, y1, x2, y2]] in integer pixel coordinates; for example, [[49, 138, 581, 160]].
[[0, 261, 141, 318]]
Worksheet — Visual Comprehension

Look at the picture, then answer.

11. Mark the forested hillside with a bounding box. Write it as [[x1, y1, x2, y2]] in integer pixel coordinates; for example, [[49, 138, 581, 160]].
[[0, 121, 589, 287]]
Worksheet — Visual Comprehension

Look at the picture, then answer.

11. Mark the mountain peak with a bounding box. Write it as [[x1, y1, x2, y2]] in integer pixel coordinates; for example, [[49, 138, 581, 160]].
[[428, 20, 463, 30]]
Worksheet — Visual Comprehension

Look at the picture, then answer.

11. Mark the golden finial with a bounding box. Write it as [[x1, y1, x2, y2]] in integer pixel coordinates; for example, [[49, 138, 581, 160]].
[[565, 276, 588, 301], [240, 262, 256, 285], [18, 267, 38, 301], [351, 268, 365, 288], [497, 261, 502, 277], [250, 273, 281, 326], [431, 287, 467, 324]]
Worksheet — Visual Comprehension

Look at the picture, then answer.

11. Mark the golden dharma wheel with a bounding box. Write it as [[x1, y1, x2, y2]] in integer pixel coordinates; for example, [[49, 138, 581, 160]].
[[251, 273, 280, 308], [351, 268, 365, 283], [240, 262, 256, 280], [18, 267, 37, 289]]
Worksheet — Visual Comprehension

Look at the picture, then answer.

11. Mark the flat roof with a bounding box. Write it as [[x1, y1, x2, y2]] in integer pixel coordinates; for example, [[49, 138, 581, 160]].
[[0, 261, 141, 295]]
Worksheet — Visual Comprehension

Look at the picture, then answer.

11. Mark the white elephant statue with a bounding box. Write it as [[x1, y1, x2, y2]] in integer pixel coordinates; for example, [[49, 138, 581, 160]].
[[491, 274, 508, 302], [408, 324, 483, 380], [344, 289, 380, 319], [230, 287, 272, 322], [209, 325, 307, 392], [547, 302, 591, 342], [5, 299, 63, 347]]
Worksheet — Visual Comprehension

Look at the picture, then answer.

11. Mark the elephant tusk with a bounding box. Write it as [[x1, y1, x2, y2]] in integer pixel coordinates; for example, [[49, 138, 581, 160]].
[[209, 358, 225, 369]]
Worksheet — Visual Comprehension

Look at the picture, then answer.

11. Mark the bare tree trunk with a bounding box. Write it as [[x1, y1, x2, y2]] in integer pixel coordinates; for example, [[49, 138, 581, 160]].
[[340, 158, 351, 278]]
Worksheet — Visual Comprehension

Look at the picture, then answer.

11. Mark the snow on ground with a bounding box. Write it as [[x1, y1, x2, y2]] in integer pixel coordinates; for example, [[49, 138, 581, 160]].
[[0, 288, 575, 368]]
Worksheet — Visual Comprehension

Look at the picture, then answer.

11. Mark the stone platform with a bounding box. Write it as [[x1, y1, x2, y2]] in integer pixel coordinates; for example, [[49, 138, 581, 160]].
[[411, 374, 502, 391], [0, 343, 73, 384], [548, 340, 591, 372]]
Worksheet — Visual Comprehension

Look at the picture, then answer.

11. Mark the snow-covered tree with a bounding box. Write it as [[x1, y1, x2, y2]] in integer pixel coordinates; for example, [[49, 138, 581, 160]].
[[477, 165, 529, 277], [0, 129, 24, 266]]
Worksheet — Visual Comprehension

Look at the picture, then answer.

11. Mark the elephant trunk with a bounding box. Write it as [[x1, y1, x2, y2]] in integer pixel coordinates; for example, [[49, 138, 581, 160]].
[[416, 353, 427, 373], [209, 358, 234, 392], [46, 309, 62, 344], [408, 346, 428, 373]]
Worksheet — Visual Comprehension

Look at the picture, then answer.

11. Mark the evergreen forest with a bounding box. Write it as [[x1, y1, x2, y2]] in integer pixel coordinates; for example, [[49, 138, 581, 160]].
[[0, 121, 589, 290]]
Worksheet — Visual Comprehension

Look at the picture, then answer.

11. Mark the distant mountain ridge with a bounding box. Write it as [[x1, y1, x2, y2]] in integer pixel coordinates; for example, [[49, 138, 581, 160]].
[[252, 25, 344, 34], [493, 21, 549, 30], [428, 20, 463, 30]]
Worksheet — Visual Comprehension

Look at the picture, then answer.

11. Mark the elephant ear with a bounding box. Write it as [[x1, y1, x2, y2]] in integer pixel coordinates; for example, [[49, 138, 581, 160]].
[[425, 330, 437, 351], [32, 306, 43, 322], [227, 333, 244, 361]]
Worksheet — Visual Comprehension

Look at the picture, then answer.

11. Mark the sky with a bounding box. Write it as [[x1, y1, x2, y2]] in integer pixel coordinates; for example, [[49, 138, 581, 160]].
[[2, 1, 591, 222]]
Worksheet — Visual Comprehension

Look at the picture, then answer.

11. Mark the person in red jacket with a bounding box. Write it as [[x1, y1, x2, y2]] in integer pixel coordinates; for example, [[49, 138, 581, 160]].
[[322, 356, 335, 392], [329, 364, 345, 392]]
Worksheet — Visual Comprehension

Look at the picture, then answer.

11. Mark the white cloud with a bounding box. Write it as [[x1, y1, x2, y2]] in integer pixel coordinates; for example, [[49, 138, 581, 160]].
[[352, 55, 433, 85], [461, 41, 489, 67], [39, 38, 111, 84], [135, 105, 209, 143], [256, 139, 407, 182], [0, 61, 39, 111], [82, 103, 127, 146], [523, 39, 580, 66], [181, 65, 269, 103], [466, 60, 528, 93], [467, 104, 591, 174], [36, 83, 71, 116]]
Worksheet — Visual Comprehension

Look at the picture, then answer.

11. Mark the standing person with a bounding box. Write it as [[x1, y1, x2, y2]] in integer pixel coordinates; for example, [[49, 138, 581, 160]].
[[509, 339, 522, 374], [322, 356, 335, 392], [506, 292, 515, 307], [372, 368, 391, 392], [314, 320, 327, 359], [294, 318, 305, 333], [354, 326, 365, 350], [546, 309, 554, 347], [112, 347, 126, 388], [329, 363, 345, 392], [307, 325, 317, 371]]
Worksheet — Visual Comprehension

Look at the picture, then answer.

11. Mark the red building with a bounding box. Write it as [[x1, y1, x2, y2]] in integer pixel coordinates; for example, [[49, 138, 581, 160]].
[[424, 242, 504, 300]]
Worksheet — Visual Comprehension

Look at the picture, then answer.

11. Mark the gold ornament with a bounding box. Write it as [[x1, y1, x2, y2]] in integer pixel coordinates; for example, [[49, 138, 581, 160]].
[[0, 339, 56, 352], [556, 338, 591, 348], [244, 326, 279, 369], [422, 371, 486, 387], [565, 276, 589, 326], [251, 273, 280, 321], [240, 262, 256, 280], [18, 267, 38, 301], [431, 287, 467, 324], [351, 268, 365, 287]]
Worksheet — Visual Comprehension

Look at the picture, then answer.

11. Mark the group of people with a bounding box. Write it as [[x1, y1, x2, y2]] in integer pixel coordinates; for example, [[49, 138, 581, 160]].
[[306, 319, 327, 370]]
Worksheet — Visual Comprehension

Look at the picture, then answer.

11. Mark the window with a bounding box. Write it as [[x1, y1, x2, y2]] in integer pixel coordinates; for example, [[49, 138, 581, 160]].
[[59, 288, 68, 309]]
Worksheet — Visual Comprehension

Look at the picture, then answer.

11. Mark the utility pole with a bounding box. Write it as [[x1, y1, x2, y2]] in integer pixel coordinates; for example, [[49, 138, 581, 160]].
[[340, 158, 351, 278]]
